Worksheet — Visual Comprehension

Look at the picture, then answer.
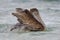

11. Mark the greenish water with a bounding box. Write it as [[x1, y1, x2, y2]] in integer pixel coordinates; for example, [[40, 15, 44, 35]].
[[0, 0, 60, 40]]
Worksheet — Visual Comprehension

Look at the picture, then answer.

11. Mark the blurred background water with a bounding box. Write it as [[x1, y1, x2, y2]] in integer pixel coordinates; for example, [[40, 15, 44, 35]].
[[0, 0, 60, 40]]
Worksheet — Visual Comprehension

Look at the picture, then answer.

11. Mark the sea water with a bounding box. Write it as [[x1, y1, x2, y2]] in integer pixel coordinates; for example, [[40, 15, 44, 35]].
[[0, 0, 60, 40]]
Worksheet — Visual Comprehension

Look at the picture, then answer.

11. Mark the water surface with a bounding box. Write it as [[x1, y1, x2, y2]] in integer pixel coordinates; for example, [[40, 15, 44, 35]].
[[0, 0, 60, 40]]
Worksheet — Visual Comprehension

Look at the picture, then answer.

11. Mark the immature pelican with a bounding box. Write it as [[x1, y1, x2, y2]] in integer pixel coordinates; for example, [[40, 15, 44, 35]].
[[12, 9, 45, 31]]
